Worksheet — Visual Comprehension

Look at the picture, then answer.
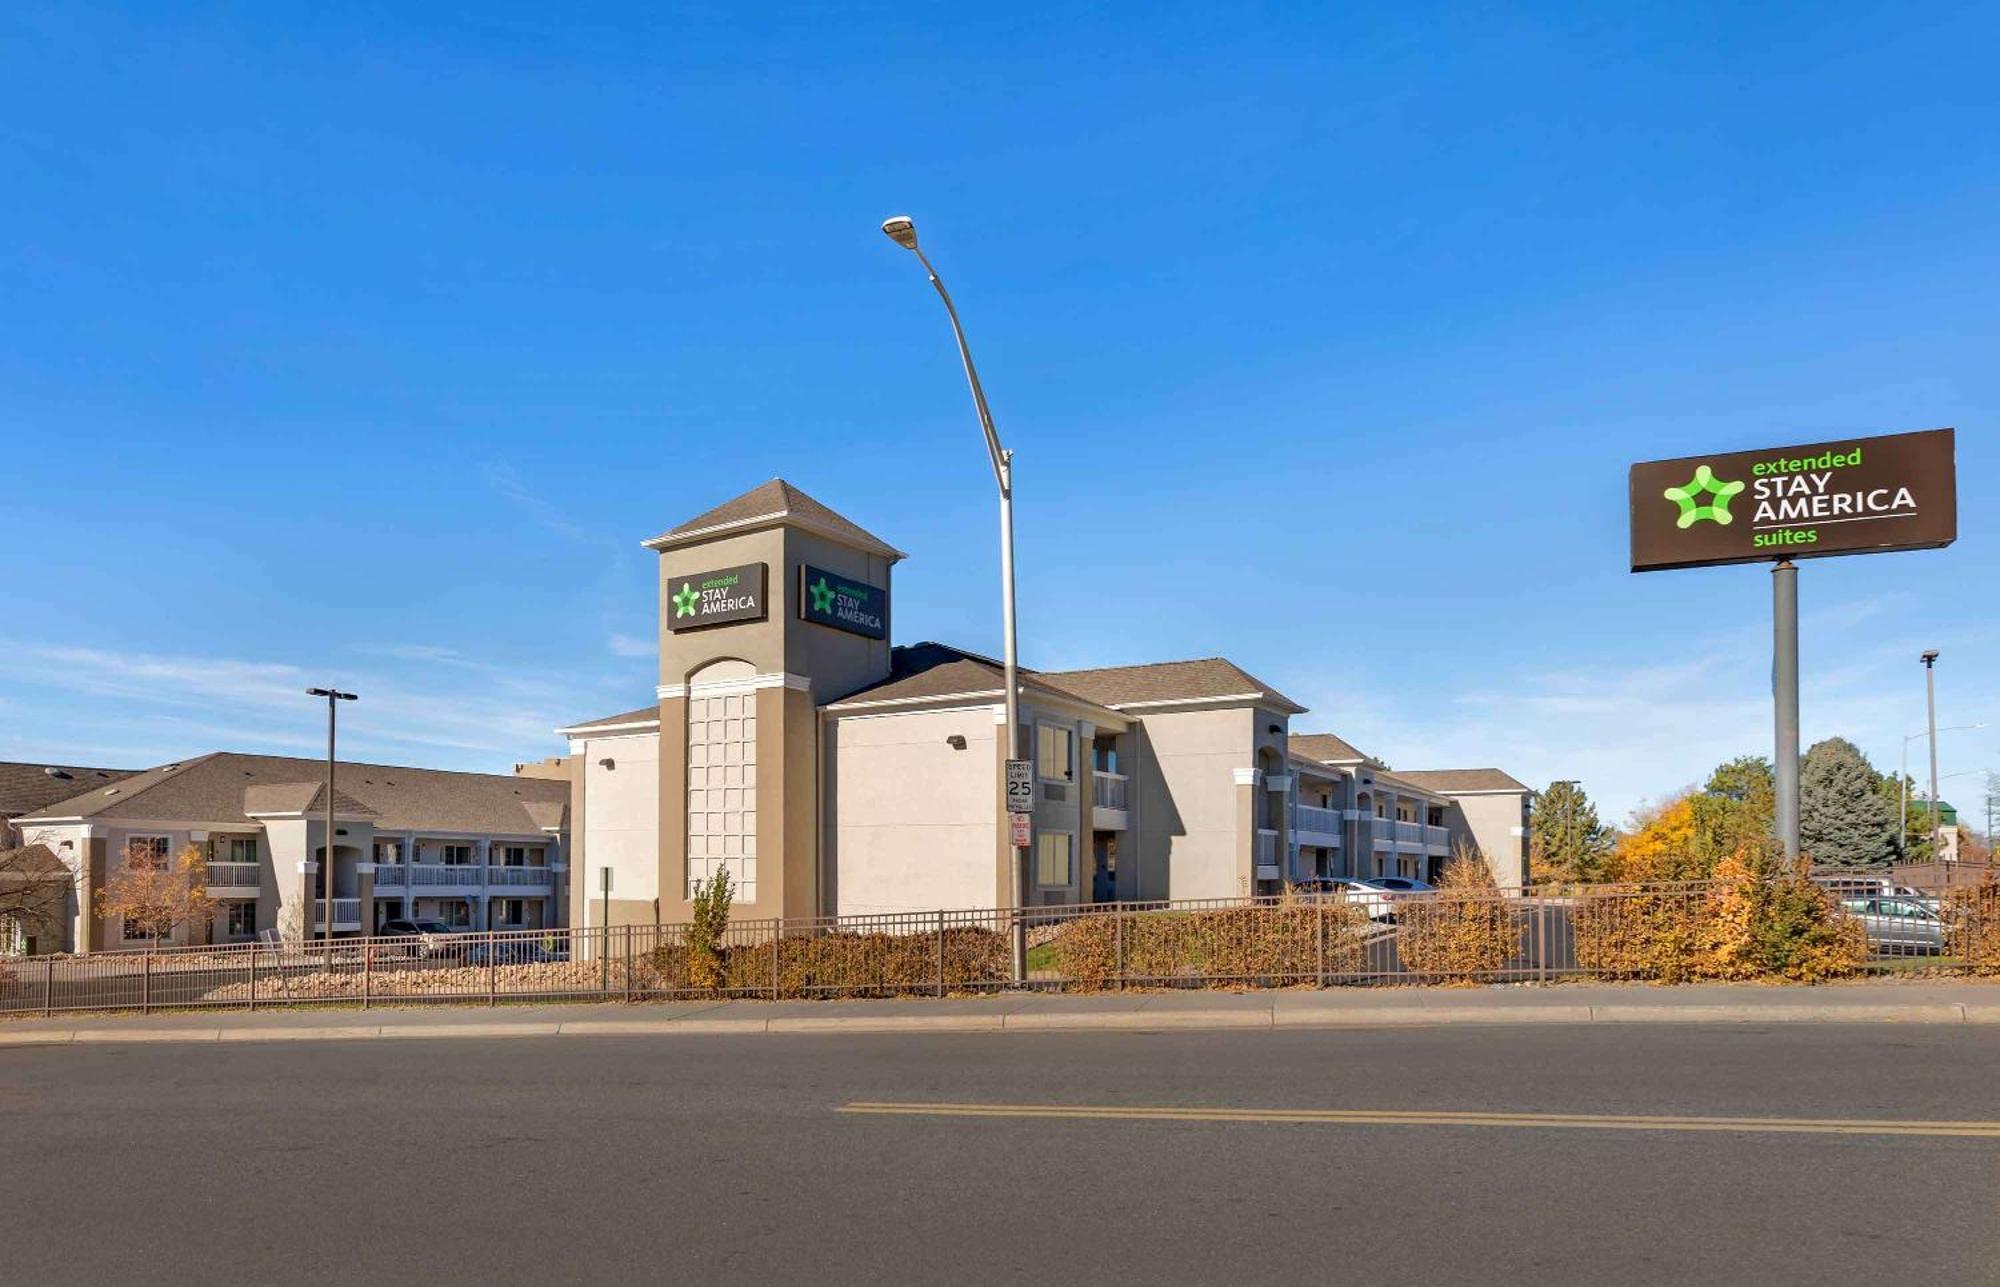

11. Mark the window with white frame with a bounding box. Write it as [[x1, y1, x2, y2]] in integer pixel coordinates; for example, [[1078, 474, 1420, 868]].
[[215, 835, 257, 864], [1036, 832, 1073, 888], [225, 901, 257, 937], [125, 834, 170, 868], [494, 898, 525, 926], [1036, 723, 1074, 781], [686, 688, 757, 901], [442, 844, 473, 865]]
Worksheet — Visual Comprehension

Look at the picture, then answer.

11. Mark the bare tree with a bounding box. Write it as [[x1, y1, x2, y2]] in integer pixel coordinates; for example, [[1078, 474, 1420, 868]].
[[0, 842, 72, 954]]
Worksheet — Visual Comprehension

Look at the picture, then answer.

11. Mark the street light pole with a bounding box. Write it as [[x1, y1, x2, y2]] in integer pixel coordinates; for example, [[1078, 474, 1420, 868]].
[[880, 214, 1025, 980], [1900, 721, 1985, 854], [306, 687, 358, 943], [1921, 651, 1941, 865]]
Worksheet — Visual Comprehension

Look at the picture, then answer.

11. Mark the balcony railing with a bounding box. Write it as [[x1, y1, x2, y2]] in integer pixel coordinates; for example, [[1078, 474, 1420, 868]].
[[1290, 803, 1342, 838], [1092, 771, 1128, 811], [1370, 818, 1395, 846], [372, 865, 552, 888], [1425, 824, 1451, 849], [1394, 820, 1423, 844], [204, 862, 261, 888], [316, 898, 362, 928]]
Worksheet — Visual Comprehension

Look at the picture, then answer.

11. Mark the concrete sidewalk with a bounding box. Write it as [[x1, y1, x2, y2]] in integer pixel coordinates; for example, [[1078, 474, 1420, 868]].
[[4, 980, 1998, 1047]]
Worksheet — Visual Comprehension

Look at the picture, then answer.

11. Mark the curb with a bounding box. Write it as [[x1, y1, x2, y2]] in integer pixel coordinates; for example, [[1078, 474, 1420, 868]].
[[4, 1000, 1998, 1047]]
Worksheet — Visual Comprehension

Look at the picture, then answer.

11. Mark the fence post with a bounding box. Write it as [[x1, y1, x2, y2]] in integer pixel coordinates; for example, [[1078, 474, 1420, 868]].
[[247, 946, 257, 1012], [623, 926, 634, 1002], [1316, 900, 1325, 988], [1115, 904, 1126, 991], [43, 954, 54, 1017], [773, 923, 782, 1001], [486, 929, 497, 1006], [599, 924, 610, 997], [142, 948, 152, 1014], [936, 910, 946, 998]]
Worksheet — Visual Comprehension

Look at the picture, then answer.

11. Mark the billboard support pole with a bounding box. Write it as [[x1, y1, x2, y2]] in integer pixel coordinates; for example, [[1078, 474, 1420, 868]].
[[1772, 559, 1801, 866]]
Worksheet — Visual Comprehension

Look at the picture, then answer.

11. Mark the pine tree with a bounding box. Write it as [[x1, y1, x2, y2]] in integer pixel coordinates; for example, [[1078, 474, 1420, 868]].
[[1799, 737, 1897, 868], [1529, 780, 1612, 883]]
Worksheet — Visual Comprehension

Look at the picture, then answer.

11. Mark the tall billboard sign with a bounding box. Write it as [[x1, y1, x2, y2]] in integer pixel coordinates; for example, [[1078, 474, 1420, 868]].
[[1627, 428, 1956, 863]]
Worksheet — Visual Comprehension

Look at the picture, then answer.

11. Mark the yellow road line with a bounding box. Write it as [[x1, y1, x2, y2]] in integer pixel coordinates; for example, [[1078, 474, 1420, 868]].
[[838, 1102, 2000, 1138]]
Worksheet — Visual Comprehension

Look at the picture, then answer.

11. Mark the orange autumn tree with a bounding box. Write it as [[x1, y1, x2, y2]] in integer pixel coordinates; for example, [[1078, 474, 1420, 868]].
[[97, 841, 212, 948], [1610, 795, 1703, 882]]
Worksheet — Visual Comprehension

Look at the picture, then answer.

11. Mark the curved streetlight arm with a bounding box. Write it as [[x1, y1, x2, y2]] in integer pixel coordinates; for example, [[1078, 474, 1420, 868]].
[[908, 245, 1010, 495]]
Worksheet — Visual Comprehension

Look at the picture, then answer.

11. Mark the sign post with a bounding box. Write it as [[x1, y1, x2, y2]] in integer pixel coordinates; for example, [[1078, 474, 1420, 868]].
[[598, 865, 613, 992], [1630, 428, 1956, 866]]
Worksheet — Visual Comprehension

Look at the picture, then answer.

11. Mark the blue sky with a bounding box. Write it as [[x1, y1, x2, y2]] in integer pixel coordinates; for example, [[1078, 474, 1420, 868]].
[[2, 2, 1994, 825]]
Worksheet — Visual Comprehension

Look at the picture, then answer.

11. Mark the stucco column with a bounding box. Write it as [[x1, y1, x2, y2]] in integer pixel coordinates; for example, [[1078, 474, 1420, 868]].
[[355, 863, 377, 932], [297, 860, 318, 940], [1231, 768, 1261, 898], [80, 834, 108, 955]]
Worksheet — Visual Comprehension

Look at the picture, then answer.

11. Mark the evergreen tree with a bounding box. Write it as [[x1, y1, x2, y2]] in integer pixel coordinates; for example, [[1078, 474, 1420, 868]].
[[1529, 780, 1613, 883], [1875, 771, 1933, 861], [1799, 737, 1897, 868]]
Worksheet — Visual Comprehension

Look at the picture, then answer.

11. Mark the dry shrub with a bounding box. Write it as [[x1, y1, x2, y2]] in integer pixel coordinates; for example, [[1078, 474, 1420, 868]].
[[774, 926, 1010, 996], [1398, 855, 1519, 982], [1573, 850, 1866, 983], [1942, 874, 2000, 975], [1046, 896, 1365, 990]]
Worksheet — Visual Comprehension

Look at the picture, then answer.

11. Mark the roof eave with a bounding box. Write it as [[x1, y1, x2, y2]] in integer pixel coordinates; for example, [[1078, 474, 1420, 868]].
[[642, 510, 907, 562]]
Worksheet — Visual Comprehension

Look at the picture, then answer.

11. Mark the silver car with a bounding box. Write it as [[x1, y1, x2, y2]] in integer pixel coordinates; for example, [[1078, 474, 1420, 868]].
[[1840, 896, 1944, 954]]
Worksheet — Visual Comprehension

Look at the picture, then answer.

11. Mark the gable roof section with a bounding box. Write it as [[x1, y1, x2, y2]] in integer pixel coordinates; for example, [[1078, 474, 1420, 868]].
[[827, 642, 1121, 720], [0, 762, 138, 818], [557, 704, 662, 736], [20, 753, 570, 835], [643, 479, 905, 561], [242, 782, 377, 819], [1389, 768, 1530, 794], [1039, 658, 1306, 714], [1288, 732, 1369, 764]]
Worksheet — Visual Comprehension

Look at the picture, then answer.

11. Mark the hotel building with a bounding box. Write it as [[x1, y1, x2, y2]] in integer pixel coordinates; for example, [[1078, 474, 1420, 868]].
[[558, 480, 1531, 926]]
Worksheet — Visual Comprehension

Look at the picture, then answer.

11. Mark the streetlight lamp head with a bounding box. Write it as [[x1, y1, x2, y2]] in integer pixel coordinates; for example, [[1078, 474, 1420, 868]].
[[1922, 649, 1940, 666], [881, 215, 918, 250]]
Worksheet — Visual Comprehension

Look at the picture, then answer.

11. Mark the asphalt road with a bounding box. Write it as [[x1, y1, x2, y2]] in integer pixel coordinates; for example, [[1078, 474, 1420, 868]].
[[5, 1025, 1998, 1285]]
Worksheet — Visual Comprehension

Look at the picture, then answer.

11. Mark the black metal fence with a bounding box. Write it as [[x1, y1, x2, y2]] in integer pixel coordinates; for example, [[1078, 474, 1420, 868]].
[[0, 870, 1988, 1017]]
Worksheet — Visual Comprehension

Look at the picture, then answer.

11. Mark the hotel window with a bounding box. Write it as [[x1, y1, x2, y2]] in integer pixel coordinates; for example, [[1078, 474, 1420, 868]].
[[226, 902, 257, 937], [494, 898, 525, 926], [502, 846, 528, 867], [686, 688, 758, 902], [442, 844, 473, 866], [1037, 724, 1074, 781], [216, 835, 257, 864], [123, 918, 152, 941], [1036, 832, 1073, 888], [126, 834, 170, 867]]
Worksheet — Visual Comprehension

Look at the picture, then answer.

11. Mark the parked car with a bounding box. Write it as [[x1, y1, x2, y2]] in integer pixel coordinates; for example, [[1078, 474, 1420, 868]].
[[1839, 896, 1944, 955], [1328, 877, 1401, 921], [465, 939, 566, 966], [375, 919, 462, 957], [1367, 877, 1437, 895]]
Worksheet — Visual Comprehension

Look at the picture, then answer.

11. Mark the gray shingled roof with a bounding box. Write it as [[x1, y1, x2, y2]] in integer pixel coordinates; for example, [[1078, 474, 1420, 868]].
[[19, 752, 569, 834], [1389, 768, 1530, 793], [1039, 658, 1306, 714], [645, 479, 904, 560], [243, 781, 378, 818], [828, 643, 1120, 717], [1289, 732, 1369, 764], [557, 704, 661, 735], [0, 762, 138, 818]]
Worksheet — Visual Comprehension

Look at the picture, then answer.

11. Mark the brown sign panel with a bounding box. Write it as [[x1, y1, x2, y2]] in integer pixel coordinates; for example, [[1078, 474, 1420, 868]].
[[1629, 428, 1956, 573], [665, 562, 768, 631]]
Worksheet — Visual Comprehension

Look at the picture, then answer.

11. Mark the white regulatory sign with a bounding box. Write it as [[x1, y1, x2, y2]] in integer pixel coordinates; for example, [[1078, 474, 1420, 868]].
[[1005, 759, 1034, 814], [1008, 812, 1032, 848]]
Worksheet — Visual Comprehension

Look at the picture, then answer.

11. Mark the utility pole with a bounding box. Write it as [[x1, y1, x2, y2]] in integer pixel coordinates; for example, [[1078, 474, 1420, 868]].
[[306, 687, 358, 944]]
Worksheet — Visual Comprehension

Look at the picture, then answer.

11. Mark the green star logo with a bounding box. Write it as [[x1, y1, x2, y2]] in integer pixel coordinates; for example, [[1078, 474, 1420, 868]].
[[671, 582, 700, 618], [1663, 464, 1746, 529], [808, 576, 836, 613]]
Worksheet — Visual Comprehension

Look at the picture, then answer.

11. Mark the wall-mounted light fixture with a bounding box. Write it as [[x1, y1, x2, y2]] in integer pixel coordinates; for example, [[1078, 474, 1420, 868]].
[[599, 758, 616, 770], [946, 734, 968, 750]]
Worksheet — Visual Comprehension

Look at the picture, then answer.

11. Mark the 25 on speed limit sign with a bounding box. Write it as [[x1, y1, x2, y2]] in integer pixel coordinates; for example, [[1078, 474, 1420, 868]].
[[1005, 759, 1033, 813]]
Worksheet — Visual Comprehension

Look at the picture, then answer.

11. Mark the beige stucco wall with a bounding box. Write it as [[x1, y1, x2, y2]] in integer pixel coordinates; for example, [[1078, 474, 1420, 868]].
[[1128, 706, 1257, 901], [574, 729, 662, 922], [1447, 792, 1531, 893], [828, 706, 999, 916]]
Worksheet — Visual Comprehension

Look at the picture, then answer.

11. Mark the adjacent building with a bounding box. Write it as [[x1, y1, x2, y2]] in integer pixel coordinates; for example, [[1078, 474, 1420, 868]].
[[559, 479, 1532, 928], [9, 753, 570, 953]]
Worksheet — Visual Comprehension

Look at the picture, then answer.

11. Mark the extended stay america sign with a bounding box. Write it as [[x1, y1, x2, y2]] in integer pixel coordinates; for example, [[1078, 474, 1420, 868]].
[[1629, 428, 1956, 572]]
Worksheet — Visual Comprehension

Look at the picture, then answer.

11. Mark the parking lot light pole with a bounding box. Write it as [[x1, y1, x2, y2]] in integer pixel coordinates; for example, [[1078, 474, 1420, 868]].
[[1901, 720, 1983, 855], [1921, 651, 1942, 864], [306, 687, 358, 943], [880, 214, 1025, 980]]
